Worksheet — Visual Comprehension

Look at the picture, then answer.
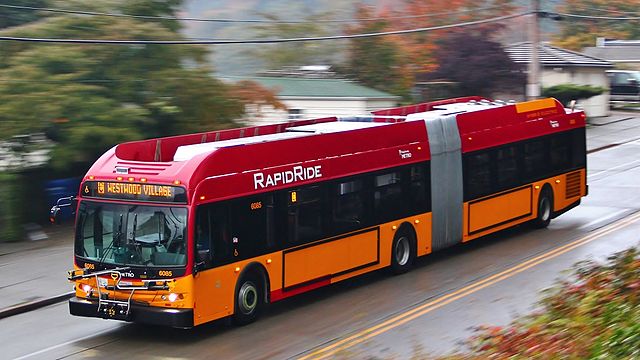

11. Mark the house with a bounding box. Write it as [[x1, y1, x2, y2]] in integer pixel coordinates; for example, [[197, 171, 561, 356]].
[[225, 69, 399, 125], [583, 39, 640, 70], [505, 42, 613, 117]]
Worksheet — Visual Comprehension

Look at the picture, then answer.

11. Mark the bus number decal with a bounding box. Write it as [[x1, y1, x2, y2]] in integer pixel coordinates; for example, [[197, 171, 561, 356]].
[[158, 270, 173, 277], [85, 263, 95, 270], [250, 201, 262, 210]]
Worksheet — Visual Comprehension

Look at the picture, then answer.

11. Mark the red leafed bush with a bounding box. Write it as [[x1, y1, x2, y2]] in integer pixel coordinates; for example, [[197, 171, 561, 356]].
[[462, 247, 640, 359]]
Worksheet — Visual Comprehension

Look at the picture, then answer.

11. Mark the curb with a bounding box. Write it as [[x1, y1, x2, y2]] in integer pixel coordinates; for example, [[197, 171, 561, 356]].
[[589, 116, 634, 127], [0, 292, 74, 320]]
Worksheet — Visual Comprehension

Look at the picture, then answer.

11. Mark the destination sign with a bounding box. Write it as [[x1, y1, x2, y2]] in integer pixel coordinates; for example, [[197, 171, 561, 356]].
[[82, 181, 187, 203]]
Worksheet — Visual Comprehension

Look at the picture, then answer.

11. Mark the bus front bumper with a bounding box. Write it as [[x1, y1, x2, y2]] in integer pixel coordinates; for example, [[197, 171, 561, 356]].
[[69, 296, 193, 328]]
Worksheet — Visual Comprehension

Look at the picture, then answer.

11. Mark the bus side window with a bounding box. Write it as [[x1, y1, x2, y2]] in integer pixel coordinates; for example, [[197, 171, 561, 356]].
[[572, 128, 586, 168], [195, 207, 213, 268], [495, 145, 519, 189], [374, 171, 404, 222], [464, 152, 491, 200], [550, 133, 572, 172], [331, 178, 365, 234], [287, 186, 325, 244], [210, 205, 232, 265], [409, 164, 429, 213], [523, 140, 547, 181]]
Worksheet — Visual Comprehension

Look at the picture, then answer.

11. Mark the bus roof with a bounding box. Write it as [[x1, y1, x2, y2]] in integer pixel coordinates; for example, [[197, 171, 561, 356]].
[[286, 121, 390, 134], [173, 131, 313, 162]]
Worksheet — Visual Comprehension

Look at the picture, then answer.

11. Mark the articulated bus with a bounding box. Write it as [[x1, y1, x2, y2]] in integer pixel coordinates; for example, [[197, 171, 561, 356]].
[[58, 97, 587, 328]]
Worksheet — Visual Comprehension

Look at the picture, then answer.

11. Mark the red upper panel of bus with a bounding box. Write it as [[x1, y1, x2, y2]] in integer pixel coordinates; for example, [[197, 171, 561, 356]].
[[374, 97, 586, 153], [83, 97, 585, 204], [85, 117, 432, 202]]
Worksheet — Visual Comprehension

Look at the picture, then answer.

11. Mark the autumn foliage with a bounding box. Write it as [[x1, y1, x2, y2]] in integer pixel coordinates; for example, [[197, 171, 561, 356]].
[[342, 1, 521, 100], [386, 0, 515, 75], [463, 247, 640, 359], [553, 0, 640, 51]]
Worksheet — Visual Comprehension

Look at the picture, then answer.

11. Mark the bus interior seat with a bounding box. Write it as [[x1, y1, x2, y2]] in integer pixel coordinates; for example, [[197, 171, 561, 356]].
[[152, 251, 186, 265]]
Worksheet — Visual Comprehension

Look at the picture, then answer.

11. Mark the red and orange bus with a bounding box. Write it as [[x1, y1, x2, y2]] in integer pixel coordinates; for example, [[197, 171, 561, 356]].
[[58, 97, 587, 328]]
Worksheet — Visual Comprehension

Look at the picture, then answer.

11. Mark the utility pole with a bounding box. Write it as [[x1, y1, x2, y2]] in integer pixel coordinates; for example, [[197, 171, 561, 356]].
[[527, 0, 540, 100]]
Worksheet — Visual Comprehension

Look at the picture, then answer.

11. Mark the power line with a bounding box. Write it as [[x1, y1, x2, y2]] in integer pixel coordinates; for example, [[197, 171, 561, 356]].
[[552, 12, 640, 21], [0, 79, 150, 84], [0, 3, 506, 24], [0, 12, 531, 45], [562, 5, 640, 16], [0, 77, 228, 84]]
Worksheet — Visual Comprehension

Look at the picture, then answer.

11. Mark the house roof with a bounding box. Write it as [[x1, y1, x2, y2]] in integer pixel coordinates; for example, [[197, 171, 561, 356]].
[[583, 46, 640, 63], [505, 42, 613, 68], [243, 77, 399, 99]]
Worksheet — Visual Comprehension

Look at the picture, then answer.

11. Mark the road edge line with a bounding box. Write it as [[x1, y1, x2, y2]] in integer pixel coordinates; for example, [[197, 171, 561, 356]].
[[297, 211, 640, 360]]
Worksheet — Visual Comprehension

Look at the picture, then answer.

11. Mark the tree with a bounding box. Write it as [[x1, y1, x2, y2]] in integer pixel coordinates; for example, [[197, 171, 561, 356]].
[[0, 0, 49, 29], [338, 1, 518, 100], [249, 11, 340, 70], [387, 0, 517, 77], [337, 4, 413, 100], [429, 28, 525, 97], [553, 0, 640, 51], [0, 0, 282, 174]]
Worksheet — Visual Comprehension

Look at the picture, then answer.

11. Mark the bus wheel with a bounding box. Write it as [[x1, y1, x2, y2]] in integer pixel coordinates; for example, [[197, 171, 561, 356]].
[[233, 275, 262, 325], [391, 226, 416, 274], [533, 187, 553, 229]]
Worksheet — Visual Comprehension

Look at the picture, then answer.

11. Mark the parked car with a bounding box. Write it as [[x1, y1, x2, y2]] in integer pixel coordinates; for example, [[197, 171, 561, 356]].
[[606, 70, 640, 102]]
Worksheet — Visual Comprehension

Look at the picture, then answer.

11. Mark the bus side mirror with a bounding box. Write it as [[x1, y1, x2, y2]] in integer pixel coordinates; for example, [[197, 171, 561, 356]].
[[49, 196, 76, 225], [49, 205, 62, 225]]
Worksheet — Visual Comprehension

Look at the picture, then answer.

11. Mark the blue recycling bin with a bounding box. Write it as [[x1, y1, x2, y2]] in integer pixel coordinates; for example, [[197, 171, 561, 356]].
[[45, 177, 81, 221]]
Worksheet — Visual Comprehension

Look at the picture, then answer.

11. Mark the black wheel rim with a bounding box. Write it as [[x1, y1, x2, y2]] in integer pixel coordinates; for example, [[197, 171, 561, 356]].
[[239, 282, 258, 315]]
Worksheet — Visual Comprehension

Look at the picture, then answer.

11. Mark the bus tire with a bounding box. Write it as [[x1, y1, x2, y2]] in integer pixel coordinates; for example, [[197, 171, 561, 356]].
[[391, 225, 416, 274], [233, 274, 263, 325], [533, 186, 553, 229]]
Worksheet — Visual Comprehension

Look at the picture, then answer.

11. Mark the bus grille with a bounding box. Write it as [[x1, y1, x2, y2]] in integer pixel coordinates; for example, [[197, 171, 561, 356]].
[[565, 171, 582, 199]]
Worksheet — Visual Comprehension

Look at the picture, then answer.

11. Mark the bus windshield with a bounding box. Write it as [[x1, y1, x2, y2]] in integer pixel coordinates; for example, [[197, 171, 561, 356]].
[[75, 201, 188, 267]]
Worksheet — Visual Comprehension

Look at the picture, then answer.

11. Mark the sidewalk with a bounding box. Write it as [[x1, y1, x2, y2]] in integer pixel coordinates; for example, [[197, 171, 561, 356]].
[[0, 225, 75, 317], [587, 111, 640, 152], [0, 110, 639, 318]]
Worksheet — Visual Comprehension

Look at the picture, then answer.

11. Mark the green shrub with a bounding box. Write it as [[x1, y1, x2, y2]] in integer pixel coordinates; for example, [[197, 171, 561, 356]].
[[542, 84, 606, 106], [0, 172, 23, 241]]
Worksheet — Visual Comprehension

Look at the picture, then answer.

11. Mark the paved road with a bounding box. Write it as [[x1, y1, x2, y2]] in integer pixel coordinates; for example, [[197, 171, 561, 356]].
[[2, 113, 640, 360]]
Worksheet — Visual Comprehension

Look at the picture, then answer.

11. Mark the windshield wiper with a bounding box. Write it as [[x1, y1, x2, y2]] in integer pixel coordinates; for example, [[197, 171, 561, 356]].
[[131, 213, 137, 244], [95, 213, 123, 271]]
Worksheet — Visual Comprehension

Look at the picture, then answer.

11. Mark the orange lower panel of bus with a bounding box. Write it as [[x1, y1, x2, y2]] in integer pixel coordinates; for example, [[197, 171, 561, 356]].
[[192, 213, 432, 326], [463, 169, 586, 242]]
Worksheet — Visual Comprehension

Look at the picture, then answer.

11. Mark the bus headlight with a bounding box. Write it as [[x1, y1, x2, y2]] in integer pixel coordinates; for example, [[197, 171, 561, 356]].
[[81, 284, 93, 295], [161, 293, 184, 302]]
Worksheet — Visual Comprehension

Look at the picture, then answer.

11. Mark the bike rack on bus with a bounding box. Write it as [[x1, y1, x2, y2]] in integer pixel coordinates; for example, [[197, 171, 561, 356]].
[[68, 267, 171, 318]]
